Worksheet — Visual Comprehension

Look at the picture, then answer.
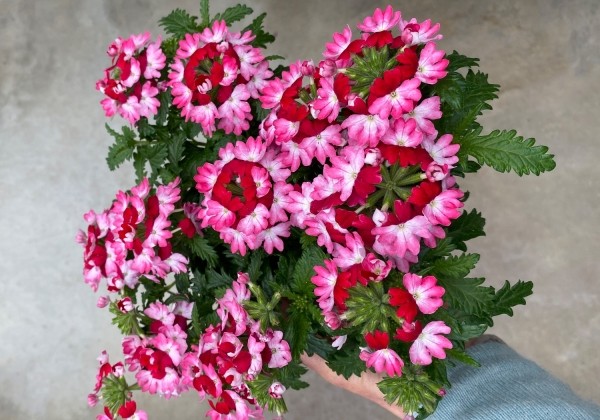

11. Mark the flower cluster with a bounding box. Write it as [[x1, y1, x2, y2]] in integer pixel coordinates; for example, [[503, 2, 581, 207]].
[[86, 3, 550, 418], [194, 136, 292, 256], [182, 274, 291, 419], [77, 178, 190, 294], [88, 351, 148, 420], [96, 33, 166, 124], [168, 21, 272, 136], [89, 274, 291, 420]]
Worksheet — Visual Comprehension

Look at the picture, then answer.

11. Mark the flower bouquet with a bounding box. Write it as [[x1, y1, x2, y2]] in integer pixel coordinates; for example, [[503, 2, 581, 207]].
[[80, 2, 556, 419]]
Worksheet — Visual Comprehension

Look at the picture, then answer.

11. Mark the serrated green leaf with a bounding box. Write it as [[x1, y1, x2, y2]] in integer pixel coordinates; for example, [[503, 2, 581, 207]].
[[441, 70, 499, 136], [306, 334, 335, 359], [168, 132, 186, 166], [200, 0, 210, 27], [243, 13, 275, 48], [156, 90, 171, 126], [284, 309, 311, 359], [438, 277, 494, 318], [159, 9, 199, 38], [447, 209, 486, 251], [273, 361, 309, 390], [326, 347, 365, 379], [446, 348, 481, 367], [174, 273, 190, 294], [106, 125, 136, 170], [429, 253, 480, 280], [291, 245, 327, 295], [457, 127, 556, 176], [378, 372, 442, 416], [137, 118, 155, 138], [446, 51, 480, 72], [214, 4, 253, 25], [186, 235, 218, 267], [247, 374, 288, 414], [206, 268, 233, 289], [246, 249, 265, 281], [491, 280, 533, 317], [132, 151, 146, 182]]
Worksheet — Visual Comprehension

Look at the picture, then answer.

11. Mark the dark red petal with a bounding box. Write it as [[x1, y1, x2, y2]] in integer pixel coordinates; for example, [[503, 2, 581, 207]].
[[364, 330, 389, 350], [117, 400, 137, 419], [395, 321, 423, 343], [232, 351, 252, 373]]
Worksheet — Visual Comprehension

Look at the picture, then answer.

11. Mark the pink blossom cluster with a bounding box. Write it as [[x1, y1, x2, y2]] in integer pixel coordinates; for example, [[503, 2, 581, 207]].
[[181, 273, 291, 419], [90, 274, 291, 420], [88, 351, 148, 420], [96, 32, 166, 124], [168, 21, 272, 136], [77, 178, 191, 294], [194, 136, 292, 256]]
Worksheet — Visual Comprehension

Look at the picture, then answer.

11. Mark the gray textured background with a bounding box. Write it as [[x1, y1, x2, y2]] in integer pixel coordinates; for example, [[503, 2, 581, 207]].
[[1, 0, 599, 418]]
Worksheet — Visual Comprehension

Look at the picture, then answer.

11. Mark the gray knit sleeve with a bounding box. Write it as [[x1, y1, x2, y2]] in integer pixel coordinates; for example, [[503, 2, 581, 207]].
[[431, 339, 600, 420]]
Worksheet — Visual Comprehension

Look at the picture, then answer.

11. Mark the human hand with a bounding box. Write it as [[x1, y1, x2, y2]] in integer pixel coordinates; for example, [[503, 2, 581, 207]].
[[300, 353, 407, 418], [301, 336, 501, 419]]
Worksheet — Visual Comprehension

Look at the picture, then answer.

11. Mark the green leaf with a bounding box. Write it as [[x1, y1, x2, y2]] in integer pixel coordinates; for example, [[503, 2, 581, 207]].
[[438, 277, 494, 318], [187, 235, 218, 267], [378, 371, 443, 416], [156, 90, 172, 126], [247, 374, 288, 414], [447, 209, 486, 252], [306, 333, 335, 359], [159, 9, 199, 38], [108, 302, 142, 335], [174, 273, 190, 294], [137, 118, 155, 138], [167, 132, 186, 170], [132, 151, 146, 182], [457, 127, 556, 176], [138, 143, 168, 182], [273, 361, 309, 390], [446, 348, 481, 367], [440, 70, 499, 136], [491, 280, 533, 317], [205, 268, 233, 289], [446, 51, 480, 72], [246, 249, 265, 281], [214, 4, 253, 25], [326, 347, 365, 379], [243, 13, 275, 48], [418, 238, 457, 263], [291, 245, 326, 295], [105, 125, 136, 170], [284, 309, 311, 359], [429, 253, 480, 280], [200, 0, 210, 27], [265, 55, 285, 61]]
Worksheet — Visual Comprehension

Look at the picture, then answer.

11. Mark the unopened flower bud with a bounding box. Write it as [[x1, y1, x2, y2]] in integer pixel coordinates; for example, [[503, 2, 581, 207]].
[[364, 148, 382, 166], [319, 59, 337, 78], [324, 311, 341, 330], [237, 272, 250, 284], [438, 388, 447, 396], [301, 60, 315, 76], [217, 41, 230, 53], [117, 297, 133, 313], [113, 362, 125, 378], [96, 296, 110, 308], [425, 162, 449, 182], [268, 382, 286, 399], [332, 335, 347, 350], [87, 393, 99, 407]]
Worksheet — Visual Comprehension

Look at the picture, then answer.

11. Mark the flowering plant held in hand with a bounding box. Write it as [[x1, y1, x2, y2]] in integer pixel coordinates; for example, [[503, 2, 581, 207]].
[[81, 2, 555, 419]]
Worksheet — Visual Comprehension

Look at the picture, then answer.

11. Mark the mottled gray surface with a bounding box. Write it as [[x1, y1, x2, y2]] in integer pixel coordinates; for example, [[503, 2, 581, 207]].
[[1, 0, 599, 419]]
